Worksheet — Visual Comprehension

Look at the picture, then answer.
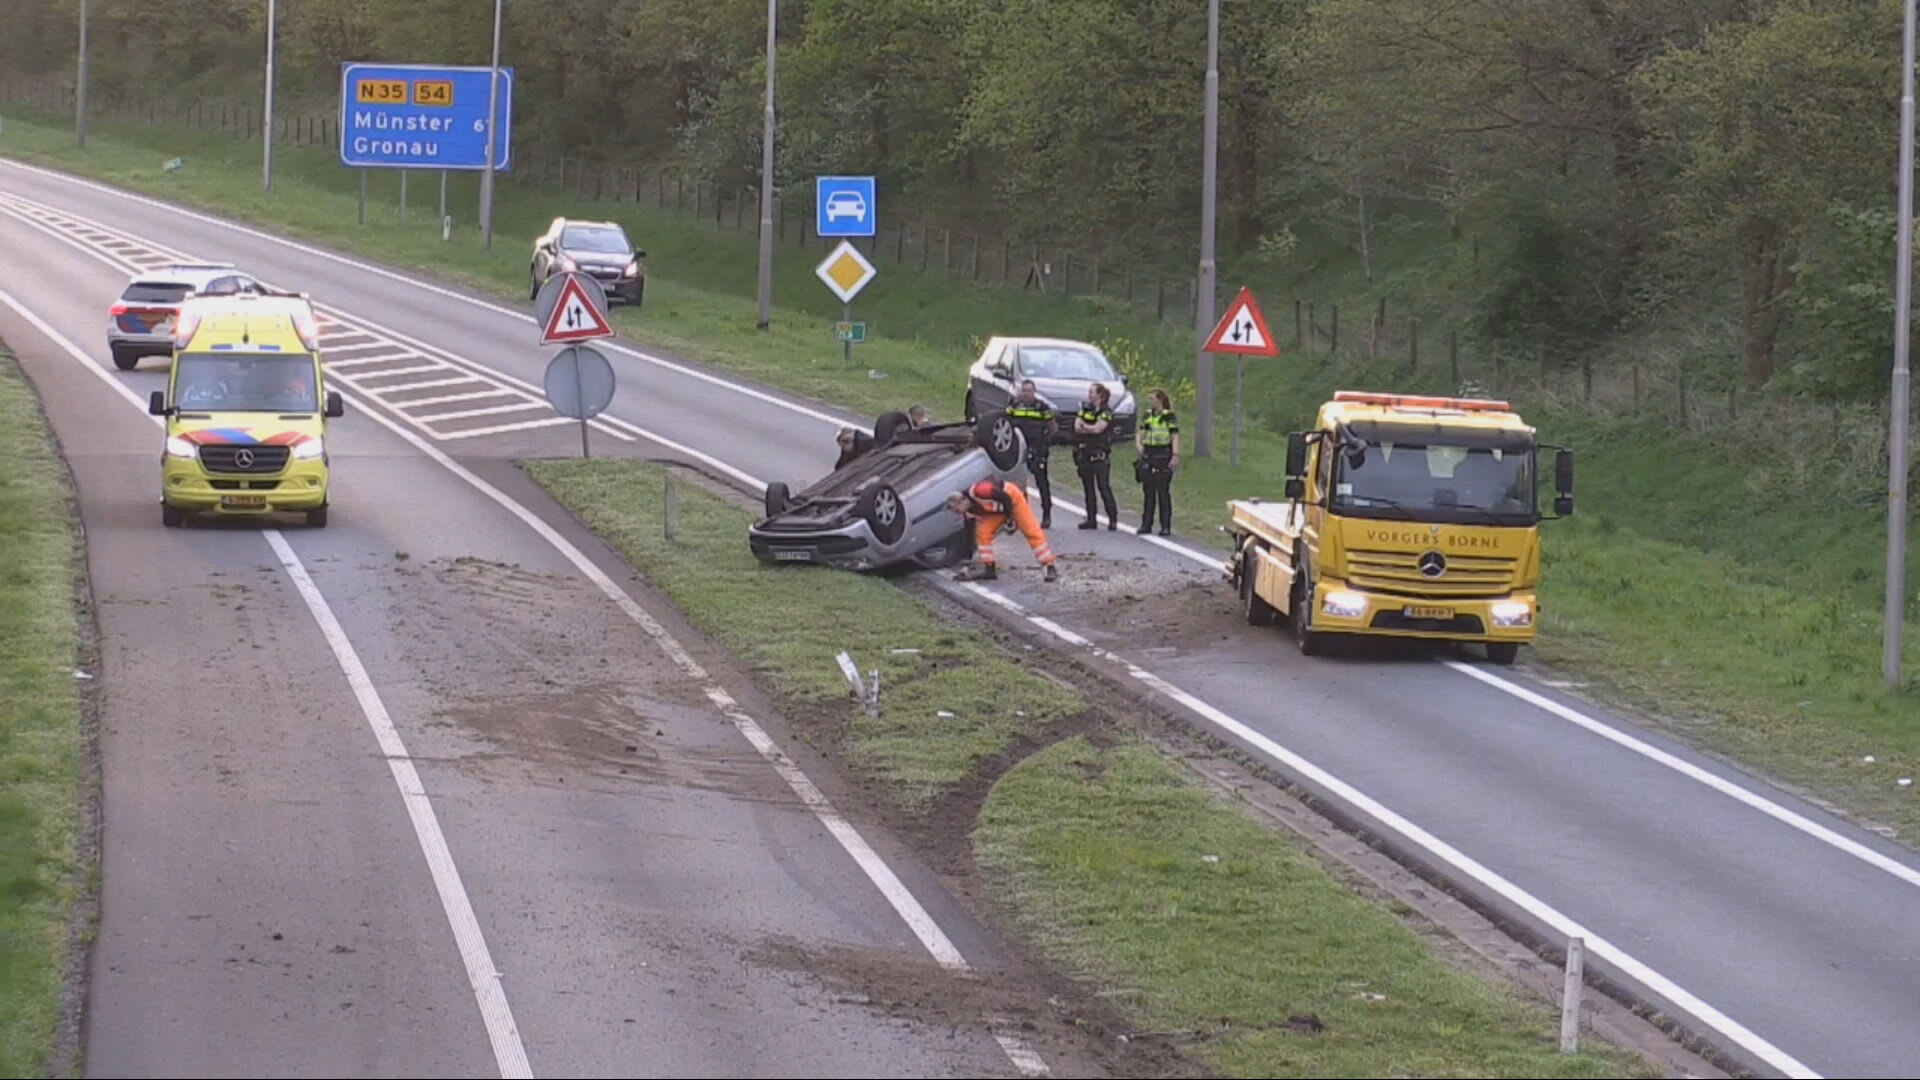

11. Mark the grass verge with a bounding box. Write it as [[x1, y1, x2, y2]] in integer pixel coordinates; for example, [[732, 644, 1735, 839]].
[[4, 113, 1917, 838], [523, 456, 1645, 1077], [0, 344, 88, 1077]]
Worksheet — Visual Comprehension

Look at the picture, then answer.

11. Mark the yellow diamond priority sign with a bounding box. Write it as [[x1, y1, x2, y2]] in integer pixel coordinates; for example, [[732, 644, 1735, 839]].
[[815, 240, 877, 303]]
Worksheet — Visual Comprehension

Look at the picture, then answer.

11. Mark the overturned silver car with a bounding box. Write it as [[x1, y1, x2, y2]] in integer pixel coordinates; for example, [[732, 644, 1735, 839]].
[[748, 410, 1027, 572]]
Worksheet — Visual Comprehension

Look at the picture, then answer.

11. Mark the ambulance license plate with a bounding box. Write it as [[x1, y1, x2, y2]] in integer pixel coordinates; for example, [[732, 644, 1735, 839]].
[[220, 495, 269, 509], [1404, 605, 1454, 620]]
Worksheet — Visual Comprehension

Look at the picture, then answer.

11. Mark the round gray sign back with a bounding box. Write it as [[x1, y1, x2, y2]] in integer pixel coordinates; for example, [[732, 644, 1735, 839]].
[[543, 345, 617, 420]]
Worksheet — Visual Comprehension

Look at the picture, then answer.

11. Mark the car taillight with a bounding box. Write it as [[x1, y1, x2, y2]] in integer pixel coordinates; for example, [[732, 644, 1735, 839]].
[[110, 303, 129, 316]]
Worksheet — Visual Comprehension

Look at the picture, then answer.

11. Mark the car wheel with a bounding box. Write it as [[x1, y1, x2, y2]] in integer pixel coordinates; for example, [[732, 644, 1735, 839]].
[[1485, 642, 1520, 665], [855, 482, 907, 545], [306, 505, 329, 528], [873, 410, 912, 448], [112, 348, 139, 372], [973, 410, 1022, 471], [161, 502, 184, 528], [764, 481, 791, 518]]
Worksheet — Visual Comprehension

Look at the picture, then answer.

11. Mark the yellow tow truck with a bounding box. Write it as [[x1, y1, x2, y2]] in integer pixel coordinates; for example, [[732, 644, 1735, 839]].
[[1225, 391, 1573, 664], [147, 292, 343, 528]]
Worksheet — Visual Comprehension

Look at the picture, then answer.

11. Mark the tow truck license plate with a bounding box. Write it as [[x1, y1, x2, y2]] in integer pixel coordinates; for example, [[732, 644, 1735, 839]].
[[774, 549, 814, 562], [220, 495, 269, 509], [1404, 604, 1454, 620]]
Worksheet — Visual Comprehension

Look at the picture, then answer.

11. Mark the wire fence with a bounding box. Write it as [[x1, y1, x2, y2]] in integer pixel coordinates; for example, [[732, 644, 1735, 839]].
[[3, 72, 1910, 465]]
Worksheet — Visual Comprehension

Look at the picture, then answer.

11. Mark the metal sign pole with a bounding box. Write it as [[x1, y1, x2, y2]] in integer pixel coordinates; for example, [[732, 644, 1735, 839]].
[[756, 0, 778, 330], [262, 0, 276, 192], [843, 302, 852, 366], [1888, 0, 1917, 689], [1192, 0, 1220, 458], [399, 171, 408, 221], [573, 349, 591, 458], [358, 170, 367, 225], [75, 0, 88, 148], [440, 169, 448, 222], [1231, 355, 1244, 467], [479, 0, 505, 250]]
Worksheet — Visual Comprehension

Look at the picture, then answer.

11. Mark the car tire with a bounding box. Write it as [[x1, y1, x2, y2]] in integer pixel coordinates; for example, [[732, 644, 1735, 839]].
[[161, 502, 184, 528], [854, 482, 907, 545], [1485, 642, 1520, 665], [764, 481, 791, 518], [873, 410, 913, 448], [529, 266, 541, 301], [306, 505, 329, 528], [112, 348, 139, 372], [973, 410, 1022, 471]]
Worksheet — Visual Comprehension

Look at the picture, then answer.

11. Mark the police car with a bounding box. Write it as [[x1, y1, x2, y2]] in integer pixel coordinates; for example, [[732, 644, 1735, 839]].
[[107, 263, 264, 371]]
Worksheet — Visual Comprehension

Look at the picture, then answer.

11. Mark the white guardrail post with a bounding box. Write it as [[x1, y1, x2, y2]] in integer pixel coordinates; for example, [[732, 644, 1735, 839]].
[[1560, 935, 1586, 1053]]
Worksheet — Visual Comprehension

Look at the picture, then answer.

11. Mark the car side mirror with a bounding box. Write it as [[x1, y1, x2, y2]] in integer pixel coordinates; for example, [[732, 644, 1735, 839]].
[[635, 248, 647, 259], [148, 390, 168, 416], [1284, 432, 1308, 477], [1285, 477, 1306, 501], [1555, 494, 1574, 517], [1555, 448, 1574, 496], [325, 390, 345, 418]]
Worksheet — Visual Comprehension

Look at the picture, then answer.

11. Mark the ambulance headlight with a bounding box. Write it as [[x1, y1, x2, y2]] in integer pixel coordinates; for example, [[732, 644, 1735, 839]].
[[165, 435, 196, 459], [1322, 590, 1368, 618], [293, 438, 326, 460], [1491, 600, 1533, 627]]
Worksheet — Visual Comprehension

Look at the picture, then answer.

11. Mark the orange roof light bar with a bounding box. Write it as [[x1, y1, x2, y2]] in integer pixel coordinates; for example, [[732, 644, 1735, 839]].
[[1332, 390, 1512, 413]]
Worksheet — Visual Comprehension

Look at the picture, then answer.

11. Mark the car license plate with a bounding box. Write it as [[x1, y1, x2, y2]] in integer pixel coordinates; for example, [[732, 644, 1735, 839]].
[[220, 495, 269, 510], [774, 549, 814, 562], [1404, 605, 1454, 620]]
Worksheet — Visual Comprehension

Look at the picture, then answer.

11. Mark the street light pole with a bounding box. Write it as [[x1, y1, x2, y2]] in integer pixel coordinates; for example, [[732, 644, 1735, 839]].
[[479, 0, 505, 250], [75, 0, 88, 148], [263, 0, 277, 192], [1888, 0, 1916, 689], [756, 0, 777, 330], [1193, 0, 1221, 458]]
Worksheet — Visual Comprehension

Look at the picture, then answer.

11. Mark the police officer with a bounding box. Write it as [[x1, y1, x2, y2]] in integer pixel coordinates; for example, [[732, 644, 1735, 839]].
[[1006, 379, 1057, 528], [1135, 388, 1180, 536], [1074, 382, 1119, 530]]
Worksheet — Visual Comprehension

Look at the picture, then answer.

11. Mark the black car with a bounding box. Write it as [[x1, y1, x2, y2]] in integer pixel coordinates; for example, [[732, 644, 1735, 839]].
[[529, 217, 646, 305]]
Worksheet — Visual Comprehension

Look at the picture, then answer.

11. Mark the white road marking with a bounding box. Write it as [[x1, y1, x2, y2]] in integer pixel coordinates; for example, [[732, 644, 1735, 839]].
[[435, 417, 577, 440], [6, 164, 1896, 1075], [400, 388, 523, 409], [420, 402, 550, 422], [0, 285, 536, 1080], [1445, 660, 1920, 890]]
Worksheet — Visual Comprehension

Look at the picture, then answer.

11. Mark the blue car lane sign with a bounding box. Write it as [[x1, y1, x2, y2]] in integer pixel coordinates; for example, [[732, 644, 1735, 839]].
[[338, 63, 514, 170], [815, 176, 876, 238]]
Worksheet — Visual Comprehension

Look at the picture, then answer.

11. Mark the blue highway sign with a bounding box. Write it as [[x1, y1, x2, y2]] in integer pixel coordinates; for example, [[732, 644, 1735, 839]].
[[339, 63, 513, 171], [815, 176, 876, 238]]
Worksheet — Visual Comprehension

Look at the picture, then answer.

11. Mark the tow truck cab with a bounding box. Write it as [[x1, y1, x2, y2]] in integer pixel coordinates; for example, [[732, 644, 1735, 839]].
[[1225, 391, 1574, 665], [147, 293, 343, 528]]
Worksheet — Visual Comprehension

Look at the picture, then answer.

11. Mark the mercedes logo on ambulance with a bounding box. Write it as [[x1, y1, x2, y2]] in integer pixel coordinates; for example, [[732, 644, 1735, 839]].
[[1417, 550, 1447, 578], [234, 449, 256, 469]]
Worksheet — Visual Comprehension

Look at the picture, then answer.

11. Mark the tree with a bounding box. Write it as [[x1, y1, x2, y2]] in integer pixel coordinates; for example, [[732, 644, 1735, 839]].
[[1638, 0, 1898, 387]]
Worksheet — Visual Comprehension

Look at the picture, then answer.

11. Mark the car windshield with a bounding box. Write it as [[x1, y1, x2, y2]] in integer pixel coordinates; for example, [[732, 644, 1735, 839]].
[[1017, 345, 1115, 381], [561, 226, 631, 253], [1333, 440, 1536, 523], [174, 353, 319, 413], [121, 282, 192, 304]]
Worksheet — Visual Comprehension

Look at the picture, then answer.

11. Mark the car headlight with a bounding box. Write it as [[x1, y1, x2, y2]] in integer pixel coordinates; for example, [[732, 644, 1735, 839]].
[[625, 257, 641, 276], [165, 435, 196, 459], [293, 438, 325, 461], [1491, 600, 1533, 627], [556, 255, 577, 271], [1322, 590, 1368, 618]]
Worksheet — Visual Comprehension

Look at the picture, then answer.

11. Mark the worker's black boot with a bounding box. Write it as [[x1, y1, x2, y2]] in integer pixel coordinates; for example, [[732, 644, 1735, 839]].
[[954, 563, 998, 582]]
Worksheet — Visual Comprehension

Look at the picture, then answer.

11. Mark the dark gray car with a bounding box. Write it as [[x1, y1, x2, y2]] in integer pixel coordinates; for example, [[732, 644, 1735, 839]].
[[963, 335, 1137, 441], [529, 217, 646, 305]]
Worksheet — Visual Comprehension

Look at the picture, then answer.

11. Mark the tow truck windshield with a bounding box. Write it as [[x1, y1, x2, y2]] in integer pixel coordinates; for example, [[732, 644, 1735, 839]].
[[1332, 438, 1536, 525], [174, 352, 318, 413]]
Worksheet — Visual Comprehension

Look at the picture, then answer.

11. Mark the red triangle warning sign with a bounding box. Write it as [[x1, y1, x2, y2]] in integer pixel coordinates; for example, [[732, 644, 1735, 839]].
[[541, 274, 615, 346], [1203, 287, 1280, 357]]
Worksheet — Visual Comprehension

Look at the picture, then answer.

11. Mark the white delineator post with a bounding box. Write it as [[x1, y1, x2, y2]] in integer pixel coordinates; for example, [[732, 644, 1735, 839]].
[[1560, 935, 1586, 1053]]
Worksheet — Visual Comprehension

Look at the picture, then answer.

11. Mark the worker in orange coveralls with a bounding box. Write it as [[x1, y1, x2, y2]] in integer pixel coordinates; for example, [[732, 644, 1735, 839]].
[[947, 478, 1058, 583]]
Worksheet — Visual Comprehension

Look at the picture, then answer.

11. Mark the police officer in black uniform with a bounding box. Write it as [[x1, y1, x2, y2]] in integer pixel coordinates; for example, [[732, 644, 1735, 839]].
[[1006, 379, 1057, 528], [1135, 387, 1180, 536], [1074, 382, 1120, 530]]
